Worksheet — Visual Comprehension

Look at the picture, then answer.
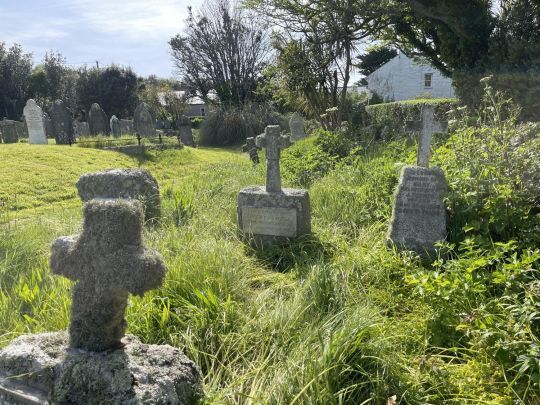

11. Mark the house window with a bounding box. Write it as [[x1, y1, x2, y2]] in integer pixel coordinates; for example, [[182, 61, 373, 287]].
[[424, 73, 433, 88], [200, 107, 205, 116]]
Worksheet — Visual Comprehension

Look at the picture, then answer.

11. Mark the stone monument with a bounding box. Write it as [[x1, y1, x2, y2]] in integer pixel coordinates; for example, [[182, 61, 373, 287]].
[[23, 99, 47, 144], [242, 136, 260, 164], [88, 103, 109, 135], [120, 119, 134, 135], [49, 100, 74, 145], [134, 102, 155, 138], [0, 199, 203, 404], [177, 115, 196, 147], [73, 120, 90, 137], [110, 115, 121, 138], [0, 119, 19, 143], [76, 169, 161, 220], [387, 106, 448, 258], [289, 112, 307, 142], [237, 125, 311, 247]]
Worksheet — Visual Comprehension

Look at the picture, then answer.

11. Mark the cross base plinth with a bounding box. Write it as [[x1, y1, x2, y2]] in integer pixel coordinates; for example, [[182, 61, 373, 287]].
[[237, 186, 311, 248], [0, 332, 203, 405]]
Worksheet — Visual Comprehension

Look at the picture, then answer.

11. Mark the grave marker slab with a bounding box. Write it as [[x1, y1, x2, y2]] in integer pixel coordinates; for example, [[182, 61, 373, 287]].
[[289, 112, 307, 142], [177, 115, 196, 147], [49, 100, 74, 145], [23, 99, 47, 144], [237, 125, 311, 247], [0, 119, 19, 143], [134, 102, 155, 137], [110, 115, 121, 138], [88, 103, 109, 135], [120, 119, 134, 135], [387, 166, 447, 257], [73, 120, 90, 137]]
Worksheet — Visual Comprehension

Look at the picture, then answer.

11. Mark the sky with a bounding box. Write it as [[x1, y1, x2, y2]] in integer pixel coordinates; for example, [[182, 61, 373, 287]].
[[0, 0, 202, 78]]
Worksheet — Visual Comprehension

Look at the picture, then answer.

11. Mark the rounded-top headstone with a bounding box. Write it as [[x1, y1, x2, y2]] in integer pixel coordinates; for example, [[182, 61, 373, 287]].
[[134, 102, 155, 138], [289, 112, 306, 142], [49, 100, 74, 145], [23, 99, 47, 144], [88, 103, 109, 136], [110, 115, 121, 138]]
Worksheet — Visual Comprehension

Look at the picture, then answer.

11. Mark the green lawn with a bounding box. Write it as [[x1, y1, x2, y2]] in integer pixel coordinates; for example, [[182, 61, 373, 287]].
[[0, 140, 535, 403]]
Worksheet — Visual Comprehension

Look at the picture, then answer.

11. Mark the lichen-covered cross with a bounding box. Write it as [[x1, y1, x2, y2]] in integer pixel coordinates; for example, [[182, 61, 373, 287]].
[[50, 199, 167, 351], [256, 125, 291, 192]]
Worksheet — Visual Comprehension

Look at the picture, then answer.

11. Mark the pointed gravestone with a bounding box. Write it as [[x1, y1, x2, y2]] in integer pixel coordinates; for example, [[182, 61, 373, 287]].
[[387, 105, 448, 258], [88, 103, 109, 136], [242, 136, 260, 164], [0, 198, 203, 404], [23, 99, 47, 144], [49, 100, 74, 145], [237, 125, 311, 247], [177, 115, 196, 147], [289, 112, 307, 142], [110, 115, 121, 138], [134, 103, 155, 138]]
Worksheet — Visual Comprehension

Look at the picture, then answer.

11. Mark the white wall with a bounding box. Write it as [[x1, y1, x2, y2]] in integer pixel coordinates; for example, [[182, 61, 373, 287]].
[[367, 53, 455, 101]]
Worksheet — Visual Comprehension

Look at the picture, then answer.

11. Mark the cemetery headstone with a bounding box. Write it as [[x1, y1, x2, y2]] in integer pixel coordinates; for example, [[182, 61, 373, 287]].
[[76, 168, 161, 220], [0, 199, 203, 404], [237, 125, 311, 247], [88, 103, 109, 135], [23, 99, 47, 144], [110, 115, 121, 138], [289, 112, 307, 142], [42, 112, 53, 138], [73, 120, 90, 137], [0, 119, 19, 143], [387, 109, 448, 258], [49, 100, 74, 145], [120, 118, 134, 135], [242, 136, 260, 164], [14, 121, 27, 138], [177, 115, 196, 147], [134, 102, 155, 138]]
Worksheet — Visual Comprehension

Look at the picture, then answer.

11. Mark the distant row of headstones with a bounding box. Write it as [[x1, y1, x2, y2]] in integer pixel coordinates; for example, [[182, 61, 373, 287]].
[[1, 99, 196, 146]]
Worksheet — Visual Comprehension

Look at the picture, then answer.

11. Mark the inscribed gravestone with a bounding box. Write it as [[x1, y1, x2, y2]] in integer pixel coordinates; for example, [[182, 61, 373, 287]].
[[23, 99, 47, 144], [387, 166, 447, 257], [120, 119, 133, 135], [134, 102, 155, 137], [289, 112, 307, 142], [110, 115, 121, 138], [0, 119, 19, 143], [237, 125, 311, 247], [88, 103, 109, 135], [177, 115, 196, 147], [49, 100, 74, 145], [73, 120, 90, 137]]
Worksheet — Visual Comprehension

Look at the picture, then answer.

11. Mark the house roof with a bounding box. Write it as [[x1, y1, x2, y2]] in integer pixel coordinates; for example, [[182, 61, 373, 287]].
[[157, 91, 217, 106]]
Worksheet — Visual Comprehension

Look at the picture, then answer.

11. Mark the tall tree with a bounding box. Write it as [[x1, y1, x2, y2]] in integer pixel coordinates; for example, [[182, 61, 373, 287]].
[[252, 0, 390, 126], [169, 0, 271, 107], [0, 43, 33, 119]]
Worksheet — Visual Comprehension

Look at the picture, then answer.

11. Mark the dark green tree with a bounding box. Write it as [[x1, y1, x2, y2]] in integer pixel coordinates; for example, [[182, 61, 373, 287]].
[[0, 43, 33, 119], [356, 45, 398, 76]]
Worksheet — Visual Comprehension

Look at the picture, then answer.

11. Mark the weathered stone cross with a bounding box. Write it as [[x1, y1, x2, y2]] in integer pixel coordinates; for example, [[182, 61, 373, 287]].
[[256, 125, 291, 192], [242, 137, 260, 164], [50, 199, 167, 351]]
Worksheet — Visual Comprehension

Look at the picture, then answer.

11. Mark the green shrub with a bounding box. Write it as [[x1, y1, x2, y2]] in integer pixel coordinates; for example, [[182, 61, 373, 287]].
[[365, 98, 458, 134], [313, 128, 358, 159], [190, 116, 204, 129], [281, 138, 335, 187]]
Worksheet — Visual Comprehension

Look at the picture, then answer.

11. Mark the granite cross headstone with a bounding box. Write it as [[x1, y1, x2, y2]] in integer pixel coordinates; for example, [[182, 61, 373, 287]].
[[134, 103, 155, 138], [256, 125, 291, 192], [110, 115, 121, 138], [50, 199, 167, 351], [88, 103, 109, 136], [417, 105, 438, 167], [23, 99, 47, 144], [289, 112, 307, 142], [49, 100, 74, 145], [242, 137, 260, 164]]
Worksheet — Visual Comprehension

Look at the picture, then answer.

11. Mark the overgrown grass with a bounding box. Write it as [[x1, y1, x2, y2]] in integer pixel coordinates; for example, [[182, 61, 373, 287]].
[[0, 132, 538, 403]]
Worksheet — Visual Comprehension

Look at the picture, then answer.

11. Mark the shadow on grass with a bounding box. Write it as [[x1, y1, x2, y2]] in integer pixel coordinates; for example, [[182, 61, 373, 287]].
[[245, 234, 335, 274]]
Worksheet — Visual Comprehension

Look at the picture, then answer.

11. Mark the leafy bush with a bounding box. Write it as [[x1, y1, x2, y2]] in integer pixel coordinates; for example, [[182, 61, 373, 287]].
[[199, 104, 287, 146], [365, 98, 458, 135], [190, 116, 204, 129], [281, 138, 335, 187], [313, 128, 359, 159]]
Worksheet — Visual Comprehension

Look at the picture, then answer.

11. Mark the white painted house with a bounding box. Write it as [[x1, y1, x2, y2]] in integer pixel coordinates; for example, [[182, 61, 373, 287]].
[[366, 52, 455, 101]]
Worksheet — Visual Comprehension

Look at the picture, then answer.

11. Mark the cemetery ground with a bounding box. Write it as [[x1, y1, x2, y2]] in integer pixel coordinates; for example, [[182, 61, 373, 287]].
[[1, 126, 539, 403]]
